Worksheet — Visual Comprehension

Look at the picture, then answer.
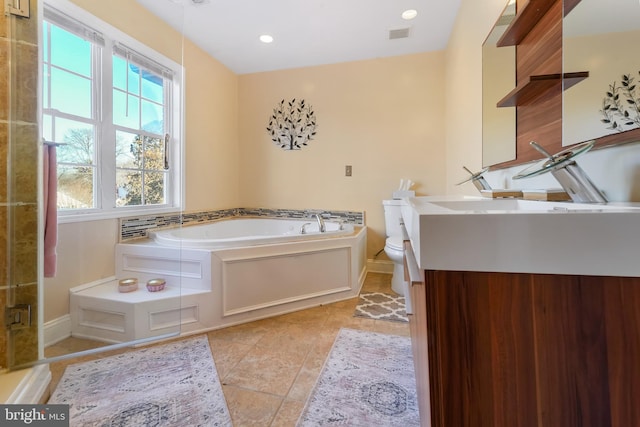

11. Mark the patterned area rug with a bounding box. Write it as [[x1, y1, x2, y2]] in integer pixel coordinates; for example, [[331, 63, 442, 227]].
[[297, 328, 419, 426], [48, 335, 232, 427], [353, 292, 408, 323]]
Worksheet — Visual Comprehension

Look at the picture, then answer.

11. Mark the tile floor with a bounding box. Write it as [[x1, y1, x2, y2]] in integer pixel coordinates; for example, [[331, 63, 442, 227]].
[[46, 272, 410, 426]]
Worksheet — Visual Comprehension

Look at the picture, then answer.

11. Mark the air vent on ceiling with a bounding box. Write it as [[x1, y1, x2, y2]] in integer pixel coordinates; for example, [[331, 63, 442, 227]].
[[389, 28, 410, 40]]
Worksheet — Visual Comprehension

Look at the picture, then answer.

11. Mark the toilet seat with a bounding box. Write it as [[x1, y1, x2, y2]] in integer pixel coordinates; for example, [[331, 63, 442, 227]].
[[385, 236, 404, 251]]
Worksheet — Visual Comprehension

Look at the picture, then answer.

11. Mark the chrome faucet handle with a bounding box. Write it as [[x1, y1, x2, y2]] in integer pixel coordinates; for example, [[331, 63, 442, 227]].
[[456, 166, 492, 191], [529, 141, 554, 159], [300, 222, 312, 234], [462, 166, 483, 177]]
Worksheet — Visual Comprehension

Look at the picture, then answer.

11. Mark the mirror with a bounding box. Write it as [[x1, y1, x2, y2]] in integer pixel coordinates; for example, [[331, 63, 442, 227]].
[[39, 0, 185, 364], [563, 0, 640, 146], [482, 0, 517, 167]]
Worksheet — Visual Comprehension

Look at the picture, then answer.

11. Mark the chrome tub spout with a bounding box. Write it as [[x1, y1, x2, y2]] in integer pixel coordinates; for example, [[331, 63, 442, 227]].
[[314, 214, 326, 232]]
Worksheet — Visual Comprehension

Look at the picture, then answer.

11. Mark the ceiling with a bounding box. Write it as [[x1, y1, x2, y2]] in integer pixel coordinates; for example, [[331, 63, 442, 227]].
[[135, 0, 462, 75]]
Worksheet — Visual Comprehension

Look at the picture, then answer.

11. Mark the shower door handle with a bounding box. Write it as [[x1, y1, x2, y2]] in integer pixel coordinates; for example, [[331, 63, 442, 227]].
[[8, 0, 30, 17], [5, 304, 31, 330]]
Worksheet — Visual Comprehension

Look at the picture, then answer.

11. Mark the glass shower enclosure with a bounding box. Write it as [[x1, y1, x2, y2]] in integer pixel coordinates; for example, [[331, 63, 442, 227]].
[[2, 0, 41, 371], [2, 0, 186, 376]]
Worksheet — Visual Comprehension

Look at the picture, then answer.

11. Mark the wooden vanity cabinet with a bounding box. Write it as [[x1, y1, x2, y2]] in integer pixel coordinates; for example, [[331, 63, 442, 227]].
[[404, 241, 431, 426], [403, 1, 640, 423], [405, 261, 640, 427]]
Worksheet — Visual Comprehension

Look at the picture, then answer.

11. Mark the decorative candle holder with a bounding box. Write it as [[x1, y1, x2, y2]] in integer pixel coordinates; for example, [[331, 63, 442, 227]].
[[118, 278, 138, 293], [146, 278, 166, 292]]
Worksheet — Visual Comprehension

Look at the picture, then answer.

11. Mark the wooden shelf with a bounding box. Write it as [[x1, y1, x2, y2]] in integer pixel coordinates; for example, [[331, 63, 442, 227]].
[[592, 127, 640, 150], [563, 0, 581, 16], [497, 72, 588, 108], [497, 0, 557, 47], [562, 71, 588, 90]]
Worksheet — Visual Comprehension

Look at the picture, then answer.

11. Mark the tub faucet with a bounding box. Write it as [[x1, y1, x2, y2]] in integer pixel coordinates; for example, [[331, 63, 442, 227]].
[[314, 214, 326, 232]]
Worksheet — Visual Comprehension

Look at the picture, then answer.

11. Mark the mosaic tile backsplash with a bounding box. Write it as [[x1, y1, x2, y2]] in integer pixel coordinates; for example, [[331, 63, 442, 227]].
[[120, 208, 365, 242]]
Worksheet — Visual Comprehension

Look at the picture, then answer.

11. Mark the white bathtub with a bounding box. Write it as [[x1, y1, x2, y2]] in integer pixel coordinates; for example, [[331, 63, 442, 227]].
[[72, 217, 367, 343], [149, 217, 354, 248]]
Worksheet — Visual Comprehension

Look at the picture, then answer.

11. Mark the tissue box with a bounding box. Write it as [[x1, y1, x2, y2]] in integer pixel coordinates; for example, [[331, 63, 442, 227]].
[[392, 190, 415, 199]]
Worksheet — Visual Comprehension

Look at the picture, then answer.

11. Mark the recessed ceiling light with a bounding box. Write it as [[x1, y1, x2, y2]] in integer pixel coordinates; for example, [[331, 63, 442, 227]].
[[259, 35, 274, 43], [402, 9, 418, 20]]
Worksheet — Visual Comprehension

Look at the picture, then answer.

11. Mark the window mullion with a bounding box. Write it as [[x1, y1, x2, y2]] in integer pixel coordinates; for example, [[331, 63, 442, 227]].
[[164, 76, 173, 206], [100, 40, 115, 211], [45, 23, 52, 110], [112, 125, 161, 141], [169, 70, 182, 209]]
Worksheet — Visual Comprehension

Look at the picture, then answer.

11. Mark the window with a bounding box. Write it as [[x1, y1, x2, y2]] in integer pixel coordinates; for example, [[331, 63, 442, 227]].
[[42, 2, 182, 220]]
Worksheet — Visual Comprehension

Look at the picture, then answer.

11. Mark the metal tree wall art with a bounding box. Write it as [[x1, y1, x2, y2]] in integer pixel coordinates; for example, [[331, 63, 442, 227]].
[[600, 72, 640, 132], [266, 99, 317, 150]]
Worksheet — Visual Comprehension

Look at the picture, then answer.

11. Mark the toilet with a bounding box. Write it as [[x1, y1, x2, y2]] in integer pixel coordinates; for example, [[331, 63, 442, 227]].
[[383, 199, 408, 296]]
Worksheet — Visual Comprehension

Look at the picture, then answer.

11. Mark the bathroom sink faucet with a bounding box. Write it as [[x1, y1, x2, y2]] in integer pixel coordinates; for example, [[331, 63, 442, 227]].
[[314, 214, 326, 232], [456, 166, 492, 193], [514, 141, 607, 203]]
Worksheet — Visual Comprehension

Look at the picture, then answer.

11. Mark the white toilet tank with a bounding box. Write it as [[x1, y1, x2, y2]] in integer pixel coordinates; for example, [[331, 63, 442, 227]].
[[383, 199, 405, 237]]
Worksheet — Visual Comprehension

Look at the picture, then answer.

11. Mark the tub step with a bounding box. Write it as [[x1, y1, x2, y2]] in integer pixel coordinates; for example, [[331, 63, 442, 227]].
[[70, 279, 210, 344], [73, 280, 206, 302]]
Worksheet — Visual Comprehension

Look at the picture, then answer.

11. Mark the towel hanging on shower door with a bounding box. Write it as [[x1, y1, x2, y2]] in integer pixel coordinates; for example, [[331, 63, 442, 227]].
[[43, 143, 58, 277]]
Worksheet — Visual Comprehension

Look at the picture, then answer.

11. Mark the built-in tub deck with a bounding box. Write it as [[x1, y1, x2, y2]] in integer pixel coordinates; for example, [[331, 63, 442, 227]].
[[70, 278, 208, 344], [71, 219, 367, 343], [73, 281, 206, 302]]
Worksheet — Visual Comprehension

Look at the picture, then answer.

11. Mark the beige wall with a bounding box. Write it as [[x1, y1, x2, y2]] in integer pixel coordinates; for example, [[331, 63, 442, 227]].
[[444, 0, 510, 195], [238, 53, 447, 257], [43, 220, 118, 322], [25, 0, 640, 354], [482, 38, 516, 166], [44, 0, 477, 322], [43, 0, 239, 321], [44, 0, 527, 323], [183, 40, 240, 211]]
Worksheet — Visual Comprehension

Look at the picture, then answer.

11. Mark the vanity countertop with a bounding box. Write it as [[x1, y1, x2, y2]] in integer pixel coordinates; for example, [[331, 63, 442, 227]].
[[401, 196, 640, 276]]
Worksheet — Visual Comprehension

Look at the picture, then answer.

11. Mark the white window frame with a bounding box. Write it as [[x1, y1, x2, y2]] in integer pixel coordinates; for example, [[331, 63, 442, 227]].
[[42, 0, 184, 223]]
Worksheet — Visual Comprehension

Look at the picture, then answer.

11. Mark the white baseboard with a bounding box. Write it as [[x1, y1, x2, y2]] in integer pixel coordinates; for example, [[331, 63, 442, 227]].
[[44, 315, 72, 348], [367, 259, 394, 274], [3, 364, 51, 404]]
